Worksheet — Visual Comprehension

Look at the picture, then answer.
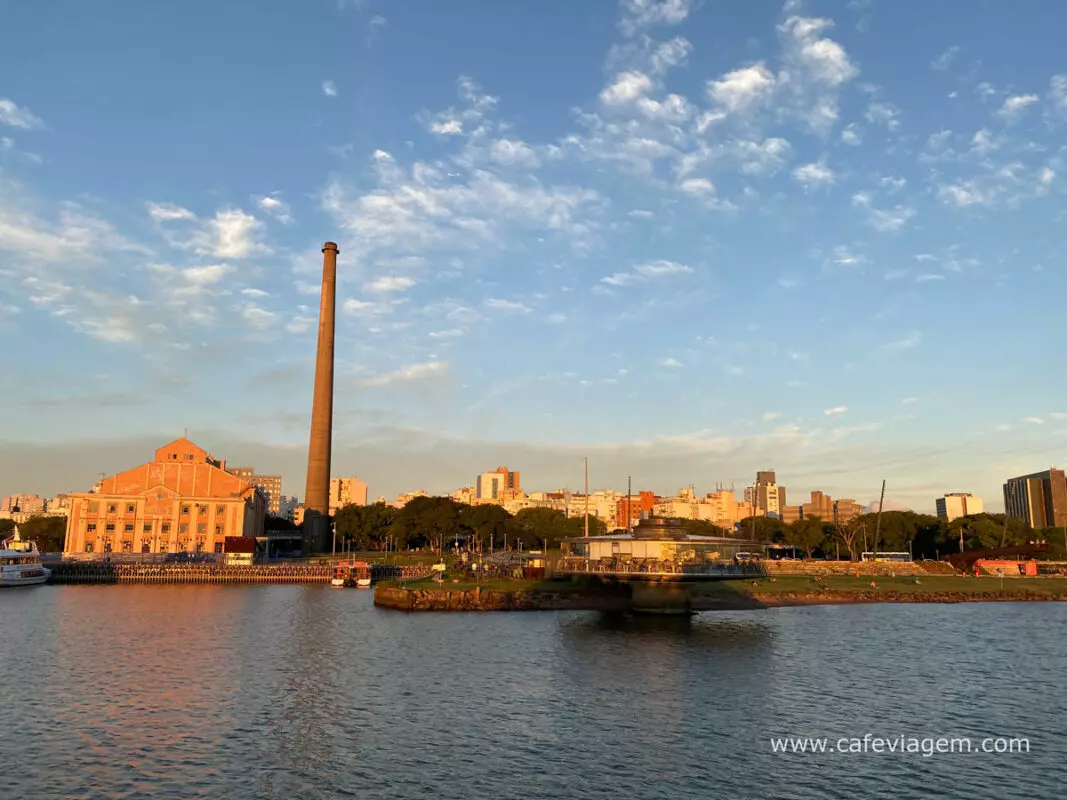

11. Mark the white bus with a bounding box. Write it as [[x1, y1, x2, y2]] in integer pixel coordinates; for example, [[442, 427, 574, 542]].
[[861, 551, 912, 563]]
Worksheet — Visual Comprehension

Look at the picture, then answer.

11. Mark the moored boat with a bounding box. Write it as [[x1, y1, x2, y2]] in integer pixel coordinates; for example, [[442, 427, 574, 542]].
[[0, 527, 52, 587]]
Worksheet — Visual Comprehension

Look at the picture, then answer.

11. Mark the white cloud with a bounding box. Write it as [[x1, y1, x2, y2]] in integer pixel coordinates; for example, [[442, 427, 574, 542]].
[[852, 194, 915, 232], [762, 411, 782, 421], [901, 397, 919, 405], [678, 177, 716, 196], [485, 297, 529, 312], [650, 37, 692, 75], [660, 357, 684, 367], [841, 123, 862, 145], [880, 331, 922, 352], [1039, 167, 1056, 185], [257, 195, 293, 225], [601, 71, 653, 105], [430, 119, 463, 135], [360, 360, 448, 387], [342, 298, 398, 316], [322, 80, 338, 97], [915, 273, 944, 283], [242, 288, 270, 298], [182, 264, 231, 286], [147, 202, 196, 222], [488, 138, 541, 168], [196, 209, 265, 258], [0, 98, 44, 129], [865, 102, 900, 130], [1049, 412, 1067, 421], [707, 63, 776, 113], [777, 15, 858, 133], [618, 0, 692, 37], [601, 259, 692, 286], [1022, 417, 1044, 425], [365, 276, 416, 292], [931, 46, 960, 70], [1049, 75, 1067, 117], [995, 94, 1038, 123], [937, 182, 992, 208], [793, 160, 835, 188], [824, 406, 848, 416], [241, 303, 276, 329]]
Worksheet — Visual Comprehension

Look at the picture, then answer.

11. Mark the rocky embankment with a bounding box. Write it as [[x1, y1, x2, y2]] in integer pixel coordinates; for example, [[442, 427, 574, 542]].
[[750, 589, 1067, 606], [374, 585, 629, 612]]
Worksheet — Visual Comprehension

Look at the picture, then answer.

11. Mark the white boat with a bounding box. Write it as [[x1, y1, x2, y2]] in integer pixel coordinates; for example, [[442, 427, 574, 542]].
[[355, 577, 371, 588], [330, 577, 346, 588], [0, 526, 52, 587]]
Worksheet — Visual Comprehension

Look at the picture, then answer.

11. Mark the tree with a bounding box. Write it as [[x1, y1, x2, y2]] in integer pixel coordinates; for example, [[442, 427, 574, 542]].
[[676, 518, 733, 537], [738, 516, 789, 542], [786, 518, 826, 558], [0, 519, 15, 538], [17, 516, 66, 552], [334, 502, 398, 551], [390, 496, 464, 552], [510, 508, 606, 550], [459, 504, 512, 551]]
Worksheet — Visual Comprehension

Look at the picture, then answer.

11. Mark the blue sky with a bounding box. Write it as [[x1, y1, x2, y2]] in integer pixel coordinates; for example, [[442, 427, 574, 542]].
[[2, 0, 1067, 511]]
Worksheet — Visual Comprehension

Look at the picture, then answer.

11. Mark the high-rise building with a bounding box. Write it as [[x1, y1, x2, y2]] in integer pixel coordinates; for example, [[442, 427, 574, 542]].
[[476, 467, 520, 502], [63, 438, 266, 555], [228, 467, 283, 516], [1, 494, 46, 514], [329, 477, 368, 515], [935, 492, 983, 522], [1003, 469, 1067, 529], [799, 491, 862, 524], [745, 470, 786, 518]]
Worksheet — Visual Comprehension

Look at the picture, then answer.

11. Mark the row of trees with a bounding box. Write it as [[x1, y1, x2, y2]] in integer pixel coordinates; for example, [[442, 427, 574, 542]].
[[0, 516, 67, 552], [738, 510, 1067, 560], [332, 497, 608, 552]]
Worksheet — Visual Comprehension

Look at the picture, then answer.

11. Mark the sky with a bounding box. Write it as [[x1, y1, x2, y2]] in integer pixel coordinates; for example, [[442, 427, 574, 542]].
[[2, 0, 1067, 513]]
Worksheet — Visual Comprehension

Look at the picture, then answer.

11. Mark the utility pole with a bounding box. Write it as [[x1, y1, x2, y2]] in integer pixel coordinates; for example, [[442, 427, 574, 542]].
[[584, 457, 590, 540], [627, 475, 632, 533], [873, 479, 886, 556]]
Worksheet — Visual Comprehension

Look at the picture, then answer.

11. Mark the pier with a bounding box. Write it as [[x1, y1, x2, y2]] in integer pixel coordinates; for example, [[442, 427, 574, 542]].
[[48, 562, 435, 585]]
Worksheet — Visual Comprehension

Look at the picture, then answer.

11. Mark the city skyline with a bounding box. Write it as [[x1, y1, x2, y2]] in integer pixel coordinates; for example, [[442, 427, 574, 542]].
[[3, 1, 1067, 512]]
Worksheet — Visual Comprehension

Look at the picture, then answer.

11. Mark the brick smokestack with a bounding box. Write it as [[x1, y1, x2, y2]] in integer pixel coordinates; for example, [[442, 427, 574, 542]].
[[303, 241, 338, 554]]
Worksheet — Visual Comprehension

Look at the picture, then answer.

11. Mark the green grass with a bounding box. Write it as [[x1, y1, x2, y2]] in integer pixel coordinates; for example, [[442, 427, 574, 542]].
[[695, 574, 1067, 597]]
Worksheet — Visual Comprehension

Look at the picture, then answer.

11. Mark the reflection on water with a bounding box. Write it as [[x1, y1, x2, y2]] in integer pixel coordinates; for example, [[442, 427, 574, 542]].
[[1, 587, 1064, 799]]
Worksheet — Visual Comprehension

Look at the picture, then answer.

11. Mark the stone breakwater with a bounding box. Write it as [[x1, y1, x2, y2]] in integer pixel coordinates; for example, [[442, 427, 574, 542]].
[[374, 585, 630, 612], [374, 584, 1067, 612]]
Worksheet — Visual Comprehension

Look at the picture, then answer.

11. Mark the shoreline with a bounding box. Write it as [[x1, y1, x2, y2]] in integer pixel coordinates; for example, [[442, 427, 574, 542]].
[[373, 580, 1067, 612]]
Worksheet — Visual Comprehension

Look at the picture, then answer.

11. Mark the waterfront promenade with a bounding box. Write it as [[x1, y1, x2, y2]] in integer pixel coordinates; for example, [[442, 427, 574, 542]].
[[49, 561, 434, 585]]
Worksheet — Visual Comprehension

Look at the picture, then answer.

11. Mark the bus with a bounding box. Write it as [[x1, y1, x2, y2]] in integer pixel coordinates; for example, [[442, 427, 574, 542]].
[[861, 551, 912, 563]]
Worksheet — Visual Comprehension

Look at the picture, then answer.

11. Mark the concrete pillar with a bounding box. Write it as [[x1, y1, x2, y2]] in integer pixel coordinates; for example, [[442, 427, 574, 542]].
[[303, 242, 338, 555]]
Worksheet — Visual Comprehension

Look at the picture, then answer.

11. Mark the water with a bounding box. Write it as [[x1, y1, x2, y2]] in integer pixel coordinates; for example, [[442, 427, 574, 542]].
[[2, 587, 1063, 799]]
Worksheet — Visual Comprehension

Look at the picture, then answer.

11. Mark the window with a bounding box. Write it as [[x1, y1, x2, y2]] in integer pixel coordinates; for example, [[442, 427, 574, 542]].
[[143, 523, 152, 533], [107, 504, 117, 513], [161, 523, 171, 534], [216, 505, 225, 515], [214, 525, 223, 536], [181, 506, 190, 516], [84, 542, 94, 553], [159, 543, 168, 553], [105, 523, 115, 533], [197, 523, 206, 534], [87, 523, 97, 533], [185, 454, 194, 461], [141, 541, 151, 553], [88, 501, 98, 513], [121, 541, 132, 553], [179, 523, 188, 534], [169, 453, 177, 460], [194, 541, 204, 553], [126, 503, 135, 513], [198, 505, 207, 516], [104, 542, 112, 553], [214, 542, 223, 554], [124, 523, 134, 533]]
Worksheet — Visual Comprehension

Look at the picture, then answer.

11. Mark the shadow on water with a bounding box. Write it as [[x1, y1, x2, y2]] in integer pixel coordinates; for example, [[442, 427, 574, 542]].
[[560, 609, 776, 651]]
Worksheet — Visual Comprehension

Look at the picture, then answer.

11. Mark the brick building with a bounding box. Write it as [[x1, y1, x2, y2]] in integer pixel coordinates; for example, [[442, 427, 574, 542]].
[[63, 438, 267, 556]]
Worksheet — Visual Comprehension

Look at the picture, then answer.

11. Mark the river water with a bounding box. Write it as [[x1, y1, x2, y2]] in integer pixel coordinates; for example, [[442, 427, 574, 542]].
[[2, 587, 1062, 799]]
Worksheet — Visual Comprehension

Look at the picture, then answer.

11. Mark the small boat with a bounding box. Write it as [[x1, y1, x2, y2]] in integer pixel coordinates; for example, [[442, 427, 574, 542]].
[[332, 560, 371, 588], [0, 527, 52, 587]]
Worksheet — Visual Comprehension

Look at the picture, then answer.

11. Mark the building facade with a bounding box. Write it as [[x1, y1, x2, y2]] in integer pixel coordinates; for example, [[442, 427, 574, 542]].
[[64, 438, 267, 555], [329, 477, 368, 514], [1004, 469, 1067, 529], [476, 467, 520, 501], [228, 467, 283, 516], [935, 492, 983, 522], [799, 491, 862, 524], [744, 471, 786, 518], [1, 494, 46, 514]]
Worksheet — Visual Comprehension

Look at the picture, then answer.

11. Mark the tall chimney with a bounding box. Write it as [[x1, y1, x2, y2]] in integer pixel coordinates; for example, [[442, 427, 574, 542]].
[[303, 241, 338, 554]]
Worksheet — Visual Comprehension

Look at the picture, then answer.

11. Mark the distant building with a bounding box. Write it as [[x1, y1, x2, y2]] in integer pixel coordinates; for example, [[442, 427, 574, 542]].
[[615, 491, 657, 529], [476, 467, 520, 502], [64, 438, 266, 555], [329, 477, 368, 514], [1004, 469, 1067, 529], [936, 492, 983, 522], [1, 494, 46, 514], [800, 491, 862, 524], [228, 467, 283, 516], [390, 490, 429, 509], [744, 470, 786, 518], [278, 495, 300, 521]]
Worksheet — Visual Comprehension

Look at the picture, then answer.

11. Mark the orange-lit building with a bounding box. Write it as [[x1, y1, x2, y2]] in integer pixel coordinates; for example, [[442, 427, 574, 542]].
[[615, 491, 657, 528], [63, 438, 267, 555]]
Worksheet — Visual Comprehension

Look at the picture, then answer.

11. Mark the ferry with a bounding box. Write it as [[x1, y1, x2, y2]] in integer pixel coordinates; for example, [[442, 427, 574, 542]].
[[0, 527, 52, 587], [331, 560, 372, 588]]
